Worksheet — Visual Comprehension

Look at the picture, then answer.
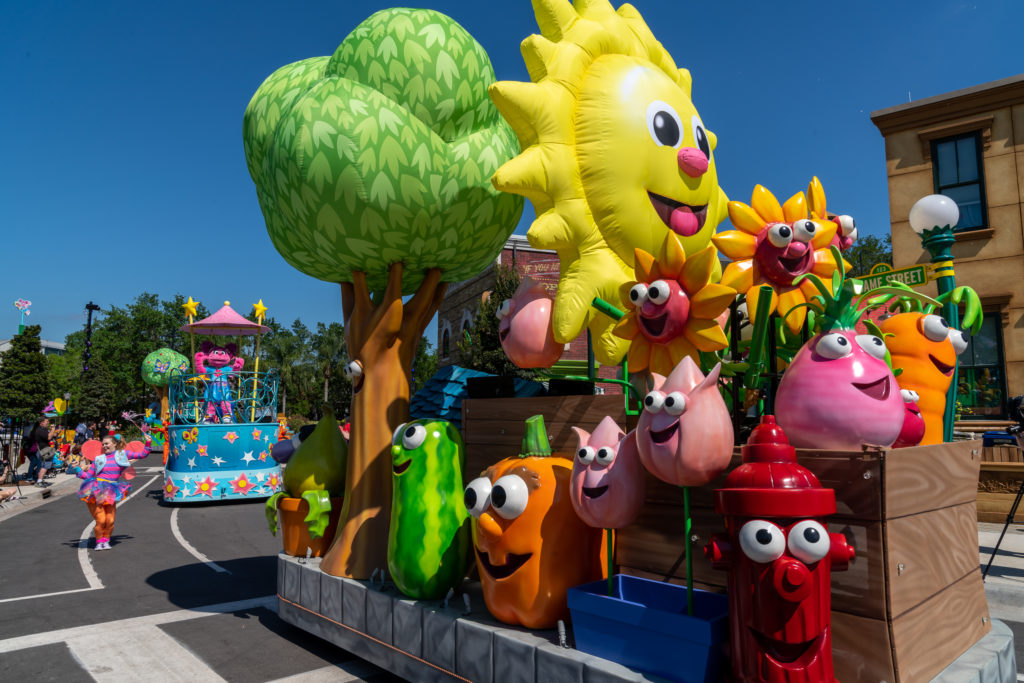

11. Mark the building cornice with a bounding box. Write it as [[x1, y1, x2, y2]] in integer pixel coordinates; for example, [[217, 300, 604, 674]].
[[870, 73, 1024, 135]]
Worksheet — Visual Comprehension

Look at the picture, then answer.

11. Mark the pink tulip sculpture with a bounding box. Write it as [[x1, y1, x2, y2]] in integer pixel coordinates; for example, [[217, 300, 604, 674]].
[[497, 276, 563, 368], [636, 355, 734, 614], [776, 248, 912, 450], [571, 416, 646, 596]]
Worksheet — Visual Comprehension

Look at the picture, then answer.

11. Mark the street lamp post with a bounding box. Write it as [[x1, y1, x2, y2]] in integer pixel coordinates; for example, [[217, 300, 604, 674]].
[[908, 194, 960, 442], [83, 301, 101, 375]]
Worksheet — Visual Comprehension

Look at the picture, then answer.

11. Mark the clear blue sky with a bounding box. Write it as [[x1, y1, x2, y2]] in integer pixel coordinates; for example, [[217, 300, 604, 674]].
[[2, 0, 1020, 346]]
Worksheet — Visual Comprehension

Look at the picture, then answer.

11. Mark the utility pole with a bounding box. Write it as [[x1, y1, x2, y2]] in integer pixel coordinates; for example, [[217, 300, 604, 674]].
[[83, 301, 100, 375]]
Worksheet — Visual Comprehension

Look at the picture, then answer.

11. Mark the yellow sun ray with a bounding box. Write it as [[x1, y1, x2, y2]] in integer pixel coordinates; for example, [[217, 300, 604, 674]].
[[668, 335, 699, 365], [807, 176, 827, 219], [811, 248, 841, 277], [657, 232, 687, 278], [634, 248, 656, 282]]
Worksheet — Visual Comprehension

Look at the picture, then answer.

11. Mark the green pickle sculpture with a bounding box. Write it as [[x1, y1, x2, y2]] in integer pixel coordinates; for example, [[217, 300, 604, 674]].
[[266, 407, 348, 539], [387, 419, 472, 599]]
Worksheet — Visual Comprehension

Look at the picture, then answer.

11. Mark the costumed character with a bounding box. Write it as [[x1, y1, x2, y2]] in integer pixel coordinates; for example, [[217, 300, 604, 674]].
[[194, 341, 244, 423], [73, 435, 146, 551]]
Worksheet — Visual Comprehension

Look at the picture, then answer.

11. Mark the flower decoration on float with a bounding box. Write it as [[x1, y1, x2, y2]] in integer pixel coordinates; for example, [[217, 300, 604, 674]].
[[806, 176, 858, 252], [613, 233, 734, 375], [713, 183, 849, 334], [193, 476, 217, 498]]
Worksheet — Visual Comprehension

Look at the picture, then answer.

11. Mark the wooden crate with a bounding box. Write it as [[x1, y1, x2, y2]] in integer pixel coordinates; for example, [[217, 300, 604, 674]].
[[462, 398, 992, 683]]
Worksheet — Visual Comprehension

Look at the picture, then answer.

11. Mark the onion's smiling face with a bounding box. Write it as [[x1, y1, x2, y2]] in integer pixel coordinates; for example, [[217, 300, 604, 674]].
[[754, 220, 821, 287], [570, 417, 646, 529]]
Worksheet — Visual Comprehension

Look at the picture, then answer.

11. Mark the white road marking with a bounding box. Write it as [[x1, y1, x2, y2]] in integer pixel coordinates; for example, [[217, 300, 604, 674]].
[[0, 475, 159, 605], [170, 506, 231, 574], [266, 661, 384, 682], [69, 623, 228, 682], [0, 595, 276, 653]]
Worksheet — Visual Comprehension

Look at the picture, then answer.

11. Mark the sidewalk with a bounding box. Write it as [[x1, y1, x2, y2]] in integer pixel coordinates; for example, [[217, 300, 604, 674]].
[[0, 460, 81, 520], [980, 520, 1024, 622]]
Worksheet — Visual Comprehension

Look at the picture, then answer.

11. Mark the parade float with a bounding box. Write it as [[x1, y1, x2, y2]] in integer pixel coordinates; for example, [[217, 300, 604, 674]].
[[162, 300, 282, 503], [247, 1, 1015, 681]]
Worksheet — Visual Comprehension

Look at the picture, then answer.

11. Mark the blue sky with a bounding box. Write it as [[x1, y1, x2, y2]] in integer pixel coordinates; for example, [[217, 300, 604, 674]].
[[2, 0, 1020, 346]]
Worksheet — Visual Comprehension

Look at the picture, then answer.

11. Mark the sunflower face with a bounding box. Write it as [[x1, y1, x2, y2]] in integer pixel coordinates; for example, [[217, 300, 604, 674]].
[[754, 219, 822, 287], [630, 279, 691, 343]]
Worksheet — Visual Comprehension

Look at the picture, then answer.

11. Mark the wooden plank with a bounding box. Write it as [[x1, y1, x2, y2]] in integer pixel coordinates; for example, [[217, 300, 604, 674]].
[[827, 518, 887, 620], [890, 569, 991, 682], [831, 611, 895, 683], [976, 491, 1024, 523], [884, 440, 981, 518], [462, 395, 625, 423], [885, 501, 980, 618], [796, 451, 883, 521]]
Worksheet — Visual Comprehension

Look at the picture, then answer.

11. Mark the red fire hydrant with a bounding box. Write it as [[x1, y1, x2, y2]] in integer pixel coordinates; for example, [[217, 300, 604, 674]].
[[706, 415, 855, 682]]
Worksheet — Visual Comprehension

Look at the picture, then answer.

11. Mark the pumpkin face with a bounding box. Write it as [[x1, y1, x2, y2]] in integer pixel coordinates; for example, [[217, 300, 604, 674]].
[[879, 312, 968, 445], [570, 417, 646, 529], [466, 455, 602, 628]]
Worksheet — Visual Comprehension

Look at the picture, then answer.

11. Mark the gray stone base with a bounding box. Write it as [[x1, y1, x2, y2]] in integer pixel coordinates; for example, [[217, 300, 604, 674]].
[[933, 618, 1017, 682]]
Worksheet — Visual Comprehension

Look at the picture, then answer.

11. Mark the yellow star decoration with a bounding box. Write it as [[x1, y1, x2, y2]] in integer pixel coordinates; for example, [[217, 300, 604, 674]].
[[182, 296, 199, 320], [712, 184, 849, 334], [613, 234, 734, 375], [251, 299, 268, 321]]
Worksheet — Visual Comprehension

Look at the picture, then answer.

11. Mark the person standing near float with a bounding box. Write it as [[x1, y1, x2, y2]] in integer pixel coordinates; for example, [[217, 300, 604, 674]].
[[74, 434, 145, 550]]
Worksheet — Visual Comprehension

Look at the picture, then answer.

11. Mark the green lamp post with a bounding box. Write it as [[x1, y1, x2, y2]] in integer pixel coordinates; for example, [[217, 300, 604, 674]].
[[909, 194, 961, 442]]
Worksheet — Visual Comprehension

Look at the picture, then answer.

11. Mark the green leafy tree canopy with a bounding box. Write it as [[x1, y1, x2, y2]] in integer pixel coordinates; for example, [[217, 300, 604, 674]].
[[243, 7, 524, 293], [0, 325, 52, 421]]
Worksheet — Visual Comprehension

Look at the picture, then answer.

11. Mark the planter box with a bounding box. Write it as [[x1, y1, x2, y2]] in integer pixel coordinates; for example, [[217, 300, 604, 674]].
[[463, 396, 991, 683], [568, 575, 727, 682], [278, 496, 342, 558]]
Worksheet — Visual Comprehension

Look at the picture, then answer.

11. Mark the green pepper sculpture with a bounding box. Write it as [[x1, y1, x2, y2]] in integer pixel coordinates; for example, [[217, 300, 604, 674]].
[[387, 419, 472, 599], [266, 407, 347, 539]]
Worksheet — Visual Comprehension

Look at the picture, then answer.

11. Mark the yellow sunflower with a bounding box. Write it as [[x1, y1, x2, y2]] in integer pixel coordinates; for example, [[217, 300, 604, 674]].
[[712, 184, 849, 333], [613, 233, 735, 375]]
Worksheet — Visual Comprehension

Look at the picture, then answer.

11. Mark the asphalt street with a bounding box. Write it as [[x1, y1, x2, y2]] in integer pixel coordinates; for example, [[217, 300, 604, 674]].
[[0, 452, 398, 682]]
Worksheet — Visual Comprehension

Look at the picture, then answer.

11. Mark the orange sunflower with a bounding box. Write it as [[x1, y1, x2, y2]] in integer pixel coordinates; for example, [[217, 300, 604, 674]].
[[712, 184, 850, 333], [613, 233, 735, 375]]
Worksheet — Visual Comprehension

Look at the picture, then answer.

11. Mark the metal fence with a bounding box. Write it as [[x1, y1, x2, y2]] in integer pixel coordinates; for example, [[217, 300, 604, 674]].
[[168, 369, 279, 425]]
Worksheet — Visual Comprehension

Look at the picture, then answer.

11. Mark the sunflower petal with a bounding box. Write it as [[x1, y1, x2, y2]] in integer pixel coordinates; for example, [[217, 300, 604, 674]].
[[746, 284, 779, 330], [627, 336, 651, 373], [657, 233, 686, 279], [810, 220, 837, 249], [712, 230, 757, 261], [777, 289, 807, 333], [750, 184, 784, 223], [649, 344, 675, 376], [683, 318, 729, 352], [614, 312, 640, 339], [811, 248, 840, 277], [721, 260, 755, 292], [691, 283, 736, 319], [634, 248, 656, 282], [807, 176, 827, 219], [782, 192, 808, 223], [667, 336, 699, 366], [680, 245, 716, 292], [728, 201, 767, 235]]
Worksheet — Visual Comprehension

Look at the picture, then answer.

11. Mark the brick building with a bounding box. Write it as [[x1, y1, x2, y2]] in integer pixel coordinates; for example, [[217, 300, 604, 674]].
[[437, 234, 622, 391]]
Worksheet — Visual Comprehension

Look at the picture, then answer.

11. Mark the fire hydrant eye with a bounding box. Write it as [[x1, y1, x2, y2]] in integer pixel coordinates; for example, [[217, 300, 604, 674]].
[[739, 520, 785, 563], [787, 520, 830, 564]]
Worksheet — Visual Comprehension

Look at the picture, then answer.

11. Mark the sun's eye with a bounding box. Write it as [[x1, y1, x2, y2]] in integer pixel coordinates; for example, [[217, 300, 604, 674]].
[[496, 299, 511, 320], [855, 334, 887, 360], [949, 329, 969, 355], [595, 447, 616, 465], [646, 100, 683, 148], [739, 520, 786, 563], [766, 223, 793, 248], [815, 332, 853, 360], [792, 219, 817, 243], [643, 391, 666, 413], [787, 520, 831, 564], [690, 115, 710, 158], [401, 424, 426, 450], [464, 477, 492, 517], [647, 280, 670, 305], [663, 391, 686, 416], [577, 446, 596, 464], [921, 314, 950, 342], [491, 475, 530, 519], [900, 388, 920, 403], [629, 283, 649, 307]]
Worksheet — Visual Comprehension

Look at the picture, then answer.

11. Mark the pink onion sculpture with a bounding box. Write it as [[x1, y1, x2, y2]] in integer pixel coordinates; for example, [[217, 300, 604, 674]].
[[570, 417, 646, 529], [498, 276, 563, 368], [636, 356, 734, 487]]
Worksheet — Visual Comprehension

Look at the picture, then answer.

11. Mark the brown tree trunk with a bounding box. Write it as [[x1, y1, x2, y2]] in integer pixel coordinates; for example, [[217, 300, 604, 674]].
[[319, 264, 445, 578], [158, 386, 169, 424]]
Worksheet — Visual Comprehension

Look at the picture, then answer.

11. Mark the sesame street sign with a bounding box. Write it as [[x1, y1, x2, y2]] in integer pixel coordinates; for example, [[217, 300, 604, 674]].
[[860, 263, 928, 290]]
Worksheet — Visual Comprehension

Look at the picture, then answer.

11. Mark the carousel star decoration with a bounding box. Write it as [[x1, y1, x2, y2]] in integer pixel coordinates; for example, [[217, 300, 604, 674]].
[[259, 451, 269, 462], [163, 477, 180, 499], [254, 471, 266, 482], [186, 456, 197, 469], [211, 455, 225, 466], [265, 471, 281, 489], [252, 299, 268, 321], [241, 451, 256, 465], [193, 476, 217, 498], [223, 431, 239, 444], [229, 473, 258, 496], [196, 445, 208, 457], [250, 428, 262, 441], [182, 296, 199, 319]]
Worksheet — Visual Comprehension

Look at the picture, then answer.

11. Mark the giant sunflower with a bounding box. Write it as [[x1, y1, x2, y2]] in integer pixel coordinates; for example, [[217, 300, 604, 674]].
[[712, 184, 849, 333], [613, 233, 734, 375]]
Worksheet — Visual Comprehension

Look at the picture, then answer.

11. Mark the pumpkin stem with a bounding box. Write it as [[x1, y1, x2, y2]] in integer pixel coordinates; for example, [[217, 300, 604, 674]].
[[520, 414, 552, 458]]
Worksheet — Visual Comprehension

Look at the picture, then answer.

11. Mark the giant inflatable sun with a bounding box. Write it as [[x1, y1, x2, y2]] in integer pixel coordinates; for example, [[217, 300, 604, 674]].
[[489, 0, 728, 365]]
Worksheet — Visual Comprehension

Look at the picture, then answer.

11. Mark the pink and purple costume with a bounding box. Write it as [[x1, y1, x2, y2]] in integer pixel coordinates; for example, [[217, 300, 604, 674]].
[[77, 450, 146, 505]]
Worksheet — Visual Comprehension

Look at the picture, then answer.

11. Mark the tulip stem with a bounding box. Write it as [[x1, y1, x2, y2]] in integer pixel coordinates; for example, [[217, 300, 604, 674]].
[[684, 486, 694, 617], [606, 528, 614, 597]]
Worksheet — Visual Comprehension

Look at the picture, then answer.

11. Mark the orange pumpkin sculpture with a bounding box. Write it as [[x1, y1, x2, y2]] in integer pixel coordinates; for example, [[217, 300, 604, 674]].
[[879, 312, 968, 445], [465, 415, 603, 628]]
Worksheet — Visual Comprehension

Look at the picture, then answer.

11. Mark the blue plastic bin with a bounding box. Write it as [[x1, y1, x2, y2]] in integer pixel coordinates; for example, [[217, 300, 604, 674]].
[[567, 574, 728, 682]]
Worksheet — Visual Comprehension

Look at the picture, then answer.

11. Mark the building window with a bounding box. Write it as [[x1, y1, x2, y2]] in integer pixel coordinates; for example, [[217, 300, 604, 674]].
[[931, 132, 986, 231], [956, 316, 1006, 418], [441, 329, 451, 359]]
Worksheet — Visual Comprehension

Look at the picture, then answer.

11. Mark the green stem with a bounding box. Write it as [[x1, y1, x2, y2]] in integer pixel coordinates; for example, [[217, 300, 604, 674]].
[[591, 296, 624, 321], [683, 486, 694, 617], [606, 528, 614, 597]]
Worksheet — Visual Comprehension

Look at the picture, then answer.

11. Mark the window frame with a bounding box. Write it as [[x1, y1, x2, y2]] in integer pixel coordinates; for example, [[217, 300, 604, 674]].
[[929, 130, 988, 232], [955, 311, 1007, 419]]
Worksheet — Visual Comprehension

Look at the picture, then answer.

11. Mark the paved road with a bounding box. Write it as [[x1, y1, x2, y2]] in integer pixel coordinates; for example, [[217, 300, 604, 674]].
[[0, 453, 397, 682]]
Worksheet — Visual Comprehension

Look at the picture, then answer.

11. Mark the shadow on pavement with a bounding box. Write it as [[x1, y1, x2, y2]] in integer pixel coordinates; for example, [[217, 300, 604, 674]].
[[146, 555, 278, 609]]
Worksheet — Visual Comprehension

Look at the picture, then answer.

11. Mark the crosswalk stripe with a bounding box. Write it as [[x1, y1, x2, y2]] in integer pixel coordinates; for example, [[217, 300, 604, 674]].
[[68, 623, 228, 682]]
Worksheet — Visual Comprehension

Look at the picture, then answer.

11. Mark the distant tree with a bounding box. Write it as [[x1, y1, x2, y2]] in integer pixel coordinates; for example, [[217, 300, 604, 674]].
[[411, 337, 439, 395], [47, 348, 83, 417], [312, 322, 347, 405], [0, 325, 52, 421], [846, 234, 893, 277], [458, 264, 535, 379], [78, 359, 116, 423]]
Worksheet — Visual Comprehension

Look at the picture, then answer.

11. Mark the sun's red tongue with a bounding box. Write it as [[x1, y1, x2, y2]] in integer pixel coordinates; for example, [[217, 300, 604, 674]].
[[670, 206, 699, 236]]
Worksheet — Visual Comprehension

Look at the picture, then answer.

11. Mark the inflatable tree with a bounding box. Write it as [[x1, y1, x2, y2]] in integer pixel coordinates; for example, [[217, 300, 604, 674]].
[[141, 348, 189, 423], [244, 8, 522, 577]]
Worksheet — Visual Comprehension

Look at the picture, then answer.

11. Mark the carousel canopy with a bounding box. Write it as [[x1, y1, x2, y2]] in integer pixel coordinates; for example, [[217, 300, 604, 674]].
[[181, 301, 270, 336]]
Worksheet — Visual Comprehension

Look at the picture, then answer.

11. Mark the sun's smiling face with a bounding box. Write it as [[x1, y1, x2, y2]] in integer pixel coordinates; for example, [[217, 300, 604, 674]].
[[576, 56, 726, 265]]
